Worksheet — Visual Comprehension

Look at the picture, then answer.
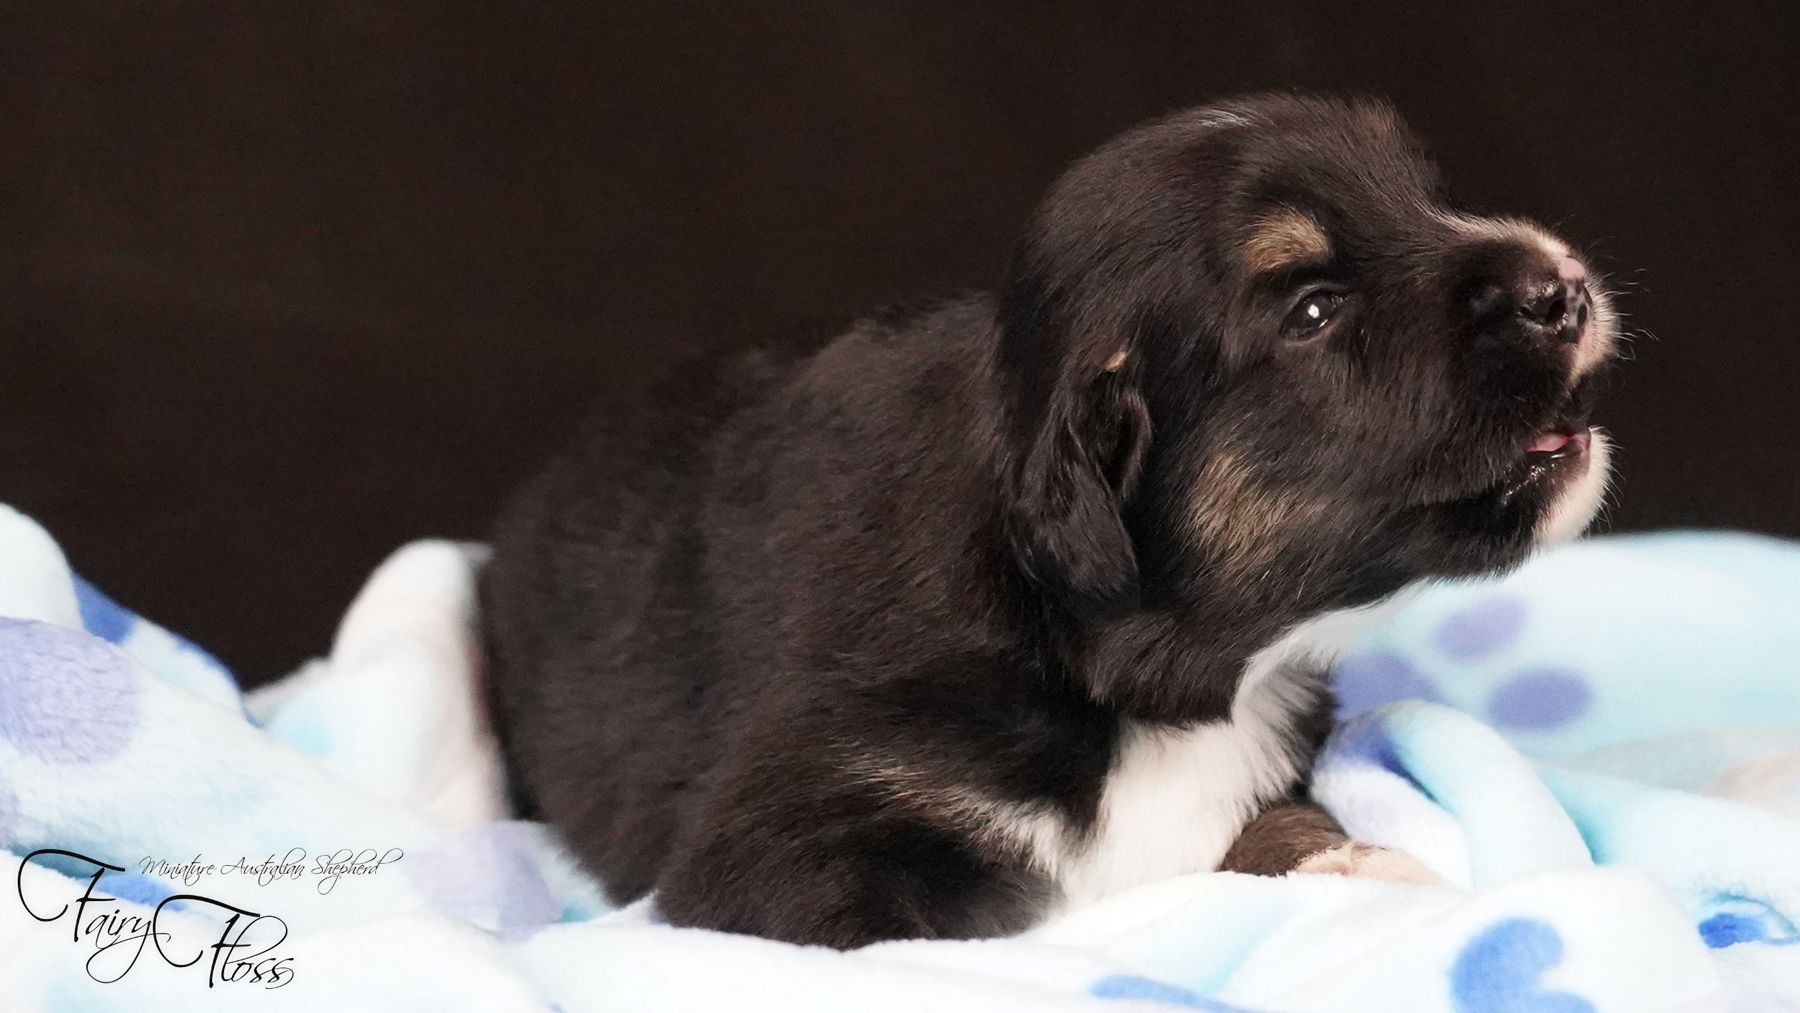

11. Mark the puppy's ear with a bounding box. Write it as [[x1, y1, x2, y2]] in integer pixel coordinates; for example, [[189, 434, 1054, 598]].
[[1000, 341, 1153, 619]]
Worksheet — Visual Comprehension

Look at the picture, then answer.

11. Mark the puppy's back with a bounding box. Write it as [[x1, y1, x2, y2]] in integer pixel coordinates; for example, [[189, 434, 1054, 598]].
[[482, 299, 1008, 906]]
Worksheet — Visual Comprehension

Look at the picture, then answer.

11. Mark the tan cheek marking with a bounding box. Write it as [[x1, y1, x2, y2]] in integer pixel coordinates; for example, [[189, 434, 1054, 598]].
[[1190, 453, 1327, 578], [1244, 210, 1331, 274]]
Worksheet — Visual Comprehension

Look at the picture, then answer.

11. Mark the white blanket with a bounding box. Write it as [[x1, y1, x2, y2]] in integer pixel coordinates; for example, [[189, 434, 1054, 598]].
[[0, 501, 1796, 1012]]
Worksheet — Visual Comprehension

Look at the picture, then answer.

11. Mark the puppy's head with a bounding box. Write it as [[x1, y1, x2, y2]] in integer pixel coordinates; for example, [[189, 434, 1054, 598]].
[[997, 94, 1618, 703]]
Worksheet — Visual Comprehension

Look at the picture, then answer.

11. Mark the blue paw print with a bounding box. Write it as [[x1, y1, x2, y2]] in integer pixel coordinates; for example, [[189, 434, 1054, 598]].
[[1452, 918, 1595, 1013], [1697, 896, 1800, 949], [72, 575, 138, 645]]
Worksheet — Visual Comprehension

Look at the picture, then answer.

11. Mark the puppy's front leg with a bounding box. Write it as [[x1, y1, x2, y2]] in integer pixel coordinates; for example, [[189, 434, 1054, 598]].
[[1220, 800, 1439, 884]]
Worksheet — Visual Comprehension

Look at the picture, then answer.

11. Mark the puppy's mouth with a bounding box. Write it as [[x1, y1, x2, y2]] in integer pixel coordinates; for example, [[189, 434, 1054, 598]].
[[1525, 421, 1591, 460], [1494, 414, 1592, 506]]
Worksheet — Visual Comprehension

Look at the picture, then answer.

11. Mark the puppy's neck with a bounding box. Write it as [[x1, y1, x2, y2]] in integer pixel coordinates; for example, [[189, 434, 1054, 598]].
[[1075, 587, 1419, 725], [1038, 594, 1417, 909]]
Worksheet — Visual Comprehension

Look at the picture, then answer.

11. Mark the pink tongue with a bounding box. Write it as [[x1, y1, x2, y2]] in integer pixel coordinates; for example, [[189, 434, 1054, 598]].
[[1529, 430, 1574, 453]]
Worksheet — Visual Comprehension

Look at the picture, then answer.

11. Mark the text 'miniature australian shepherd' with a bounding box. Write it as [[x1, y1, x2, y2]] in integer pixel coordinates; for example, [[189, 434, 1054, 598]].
[[483, 93, 1620, 948]]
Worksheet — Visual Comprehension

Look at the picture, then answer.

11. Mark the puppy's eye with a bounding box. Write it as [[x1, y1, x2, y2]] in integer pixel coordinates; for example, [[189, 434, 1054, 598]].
[[1282, 290, 1346, 339]]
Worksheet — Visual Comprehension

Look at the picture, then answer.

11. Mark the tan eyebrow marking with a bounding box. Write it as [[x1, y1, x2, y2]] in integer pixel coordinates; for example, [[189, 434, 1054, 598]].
[[1243, 209, 1331, 274]]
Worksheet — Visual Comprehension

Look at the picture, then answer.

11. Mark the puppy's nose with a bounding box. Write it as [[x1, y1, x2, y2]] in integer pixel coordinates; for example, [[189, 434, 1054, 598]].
[[1514, 257, 1591, 345]]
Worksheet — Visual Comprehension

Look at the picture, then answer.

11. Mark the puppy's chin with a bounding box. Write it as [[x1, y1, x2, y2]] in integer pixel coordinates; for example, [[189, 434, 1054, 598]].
[[1533, 429, 1612, 545]]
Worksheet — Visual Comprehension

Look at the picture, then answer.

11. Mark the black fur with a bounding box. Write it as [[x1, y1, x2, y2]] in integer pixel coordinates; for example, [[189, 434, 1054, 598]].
[[482, 94, 1615, 948]]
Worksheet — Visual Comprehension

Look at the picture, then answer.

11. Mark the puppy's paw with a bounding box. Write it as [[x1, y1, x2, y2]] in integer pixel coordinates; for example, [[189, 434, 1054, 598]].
[[1294, 842, 1441, 885]]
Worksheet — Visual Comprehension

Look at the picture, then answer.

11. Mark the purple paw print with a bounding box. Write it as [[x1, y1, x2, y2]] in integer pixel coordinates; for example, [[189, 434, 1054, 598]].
[[409, 821, 560, 939], [1333, 651, 1445, 719], [1428, 598, 1594, 732], [0, 777, 16, 845], [1434, 597, 1528, 660], [1486, 668, 1592, 730], [0, 619, 141, 764]]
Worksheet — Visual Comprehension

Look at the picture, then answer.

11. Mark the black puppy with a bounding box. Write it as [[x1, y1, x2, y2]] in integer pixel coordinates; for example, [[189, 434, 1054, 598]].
[[483, 94, 1618, 948]]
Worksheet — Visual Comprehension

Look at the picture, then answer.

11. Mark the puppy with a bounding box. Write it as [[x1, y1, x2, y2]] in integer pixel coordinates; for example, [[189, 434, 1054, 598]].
[[482, 94, 1618, 948]]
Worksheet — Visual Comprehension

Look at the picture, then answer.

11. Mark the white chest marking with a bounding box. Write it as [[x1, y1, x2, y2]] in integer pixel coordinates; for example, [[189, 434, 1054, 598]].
[[1008, 598, 1414, 910]]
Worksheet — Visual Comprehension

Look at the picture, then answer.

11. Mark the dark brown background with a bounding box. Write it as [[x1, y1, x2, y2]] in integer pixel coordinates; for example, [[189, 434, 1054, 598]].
[[3, 2, 1795, 686]]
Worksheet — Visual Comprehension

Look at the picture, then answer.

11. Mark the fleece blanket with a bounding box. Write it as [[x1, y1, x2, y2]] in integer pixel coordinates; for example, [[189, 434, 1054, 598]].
[[0, 502, 1798, 1012]]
